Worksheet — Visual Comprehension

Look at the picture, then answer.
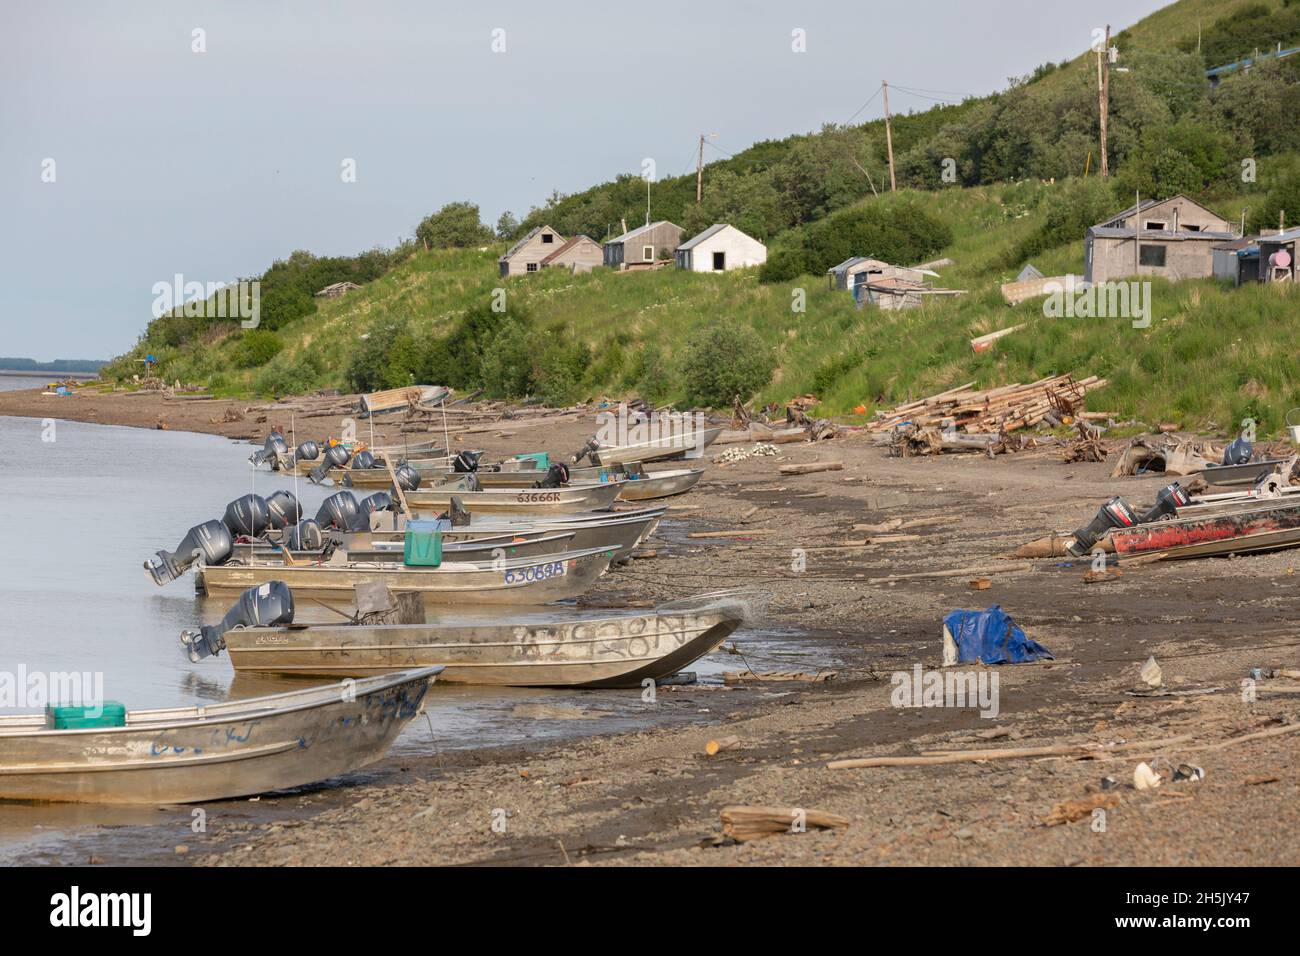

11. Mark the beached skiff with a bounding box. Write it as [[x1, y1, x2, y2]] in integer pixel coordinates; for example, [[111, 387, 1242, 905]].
[[0, 668, 441, 804], [239, 530, 578, 565], [220, 591, 758, 687], [1111, 497, 1300, 560], [593, 427, 722, 466], [612, 468, 704, 501], [404, 481, 623, 515], [197, 546, 616, 604]]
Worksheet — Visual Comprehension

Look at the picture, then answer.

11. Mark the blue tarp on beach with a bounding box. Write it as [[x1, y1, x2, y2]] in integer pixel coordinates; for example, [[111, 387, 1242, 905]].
[[942, 605, 1053, 665]]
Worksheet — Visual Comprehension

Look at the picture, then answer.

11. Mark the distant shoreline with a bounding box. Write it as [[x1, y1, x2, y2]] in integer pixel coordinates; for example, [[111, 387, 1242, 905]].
[[0, 369, 98, 379]]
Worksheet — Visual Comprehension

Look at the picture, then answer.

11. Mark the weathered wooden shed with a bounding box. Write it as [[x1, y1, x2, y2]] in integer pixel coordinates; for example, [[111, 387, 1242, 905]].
[[674, 224, 766, 272], [603, 221, 683, 269], [498, 225, 565, 278], [540, 235, 603, 274], [826, 257, 927, 291]]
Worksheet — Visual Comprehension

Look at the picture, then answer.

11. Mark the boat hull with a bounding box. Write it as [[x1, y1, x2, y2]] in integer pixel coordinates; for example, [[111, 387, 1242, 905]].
[[405, 482, 623, 514], [197, 547, 615, 604], [614, 468, 704, 501], [1112, 498, 1300, 560], [224, 605, 746, 687], [593, 427, 722, 466], [0, 669, 439, 805]]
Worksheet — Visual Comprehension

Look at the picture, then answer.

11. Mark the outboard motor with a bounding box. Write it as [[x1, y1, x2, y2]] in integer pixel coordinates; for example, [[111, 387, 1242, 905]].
[[440, 496, 472, 527], [452, 450, 483, 473], [1222, 435, 1253, 466], [292, 440, 321, 464], [249, 431, 288, 467], [145, 519, 234, 586], [352, 450, 377, 470], [533, 462, 570, 489], [222, 493, 271, 538], [571, 437, 599, 465], [360, 492, 394, 521], [309, 442, 352, 483], [316, 490, 365, 531], [393, 463, 421, 492], [1066, 496, 1138, 557], [284, 518, 324, 551], [1139, 481, 1191, 524], [180, 580, 295, 662], [265, 490, 302, 531]]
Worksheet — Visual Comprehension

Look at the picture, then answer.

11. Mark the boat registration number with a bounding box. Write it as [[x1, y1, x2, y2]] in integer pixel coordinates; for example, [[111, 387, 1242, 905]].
[[504, 561, 567, 584], [516, 492, 561, 503]]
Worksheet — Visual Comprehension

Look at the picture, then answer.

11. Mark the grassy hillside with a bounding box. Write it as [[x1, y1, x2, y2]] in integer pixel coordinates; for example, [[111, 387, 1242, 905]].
[[103, 0, 1300, 438]]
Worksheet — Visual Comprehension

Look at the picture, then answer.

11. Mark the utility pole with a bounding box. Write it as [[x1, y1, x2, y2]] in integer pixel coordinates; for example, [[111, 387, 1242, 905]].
[[882, 81, 897, 192], [1098, 25, 1111, 179], [696, 134, 705, 203]]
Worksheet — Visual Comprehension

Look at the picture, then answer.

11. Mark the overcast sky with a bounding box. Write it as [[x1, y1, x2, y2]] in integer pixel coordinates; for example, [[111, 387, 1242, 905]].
[[1, 0, 1168, 360]]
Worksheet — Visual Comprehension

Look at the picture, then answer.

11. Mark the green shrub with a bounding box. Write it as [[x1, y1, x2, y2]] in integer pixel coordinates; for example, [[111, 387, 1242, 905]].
[[678, 322, 775, 407], [231, 330, 284, 368], [1009, 177, 1113, 265]]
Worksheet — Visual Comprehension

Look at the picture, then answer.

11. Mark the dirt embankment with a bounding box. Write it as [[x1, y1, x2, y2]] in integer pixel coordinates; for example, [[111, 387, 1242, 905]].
[[9, 386, 1300, 866]]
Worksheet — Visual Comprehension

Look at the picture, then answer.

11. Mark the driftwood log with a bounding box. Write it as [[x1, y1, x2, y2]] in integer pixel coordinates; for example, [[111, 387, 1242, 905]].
[[720, 805, 850, 842]]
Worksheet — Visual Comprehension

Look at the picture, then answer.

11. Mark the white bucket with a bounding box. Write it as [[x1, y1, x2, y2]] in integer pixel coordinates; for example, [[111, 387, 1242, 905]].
[[1287, 409, 1300, 444]]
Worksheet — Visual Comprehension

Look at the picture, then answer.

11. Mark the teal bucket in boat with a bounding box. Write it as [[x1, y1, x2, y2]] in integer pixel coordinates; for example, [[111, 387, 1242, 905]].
[[404, 529, 443, 567]]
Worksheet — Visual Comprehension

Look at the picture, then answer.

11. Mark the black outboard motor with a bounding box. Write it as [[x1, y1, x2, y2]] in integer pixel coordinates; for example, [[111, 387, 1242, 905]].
[[249, 431, 288, 467], [533, 462, 570, 489], [1066, 496, 1138, 557], [292, 440, 321, 464], [393, 463, 421, 492], [352, 450, 377, 470], [284, 518, 324, 551], [571, 437, 599, 465], [360, 492, 394, 522], [452, 450, 482, 473], [265, 490, 302, 531], [222, 493, 271, 538], [145, 519, 234, 586], [440, 496, 472, 527], [309, 442, 352, 483], [316, 490, 365, 531], [180, 580, 295, 662], [1139, 481, 1191, 523], [1222, 435, 1253, 466]]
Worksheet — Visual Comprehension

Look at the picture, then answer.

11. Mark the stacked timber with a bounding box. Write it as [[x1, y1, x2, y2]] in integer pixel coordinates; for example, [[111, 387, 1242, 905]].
[[864, 374, 1107, 435]]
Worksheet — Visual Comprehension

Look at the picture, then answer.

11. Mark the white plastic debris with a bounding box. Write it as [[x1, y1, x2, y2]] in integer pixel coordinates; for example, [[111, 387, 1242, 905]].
[[1133, 761, 1162, 790], [1139, 655, 1163, 689]]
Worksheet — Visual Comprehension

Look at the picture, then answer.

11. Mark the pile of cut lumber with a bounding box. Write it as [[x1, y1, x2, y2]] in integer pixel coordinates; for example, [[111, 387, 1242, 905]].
[[865, 374, 1106, 435]]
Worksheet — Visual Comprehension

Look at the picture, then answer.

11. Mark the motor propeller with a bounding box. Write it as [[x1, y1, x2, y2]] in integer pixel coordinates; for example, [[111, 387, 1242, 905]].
[[180, 580, 295, 662]]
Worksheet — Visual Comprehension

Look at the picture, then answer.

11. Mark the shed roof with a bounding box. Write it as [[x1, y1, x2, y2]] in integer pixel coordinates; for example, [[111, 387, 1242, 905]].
[[1094, 195, 1225, 230], [500, 225, 563, 262], [1088, 226, 1236, 242], [540, 235, 598, 265], [677, 223, 732, 250], [1258, 227, 1300, 244], [606, 220, 680, 245]]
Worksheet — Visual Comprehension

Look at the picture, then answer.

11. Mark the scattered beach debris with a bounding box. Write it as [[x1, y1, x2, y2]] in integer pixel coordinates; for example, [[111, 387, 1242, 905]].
[[1139, 656, 1163, 689], [1133, 762, 1162, 790], [1043, 792, 1119, 826], [940, 605, 1053, 666], [714, 442, 780, 464], [864, 373, 1107, 437], [704, 735, 742, 756], [719, 805, 850, 843]]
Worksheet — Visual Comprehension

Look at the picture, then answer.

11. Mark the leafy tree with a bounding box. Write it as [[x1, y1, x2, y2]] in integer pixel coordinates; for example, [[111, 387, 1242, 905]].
[[679, 322, 775, 407], [231, 329, 283, 368], [495, 210, 520, 239], [1113, 121, 1238, 200], [414, 202, 494, 249]]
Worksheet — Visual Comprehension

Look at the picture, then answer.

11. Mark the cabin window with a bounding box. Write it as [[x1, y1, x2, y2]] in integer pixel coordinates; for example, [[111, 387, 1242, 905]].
[[541, 233, 554, 243], [642, 245, 654, 261], [1143, 220, 1167, 231], [1139, 244, 1166, 267], [526, 262, 539, 272], [712, 251, 726, 271], [1183, 224, 1201, 232]]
